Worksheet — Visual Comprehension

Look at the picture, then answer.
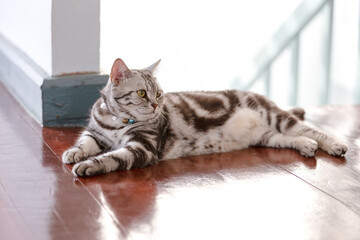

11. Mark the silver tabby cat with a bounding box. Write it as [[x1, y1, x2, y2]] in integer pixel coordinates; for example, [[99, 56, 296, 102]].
[[62, 58, 348, 177]]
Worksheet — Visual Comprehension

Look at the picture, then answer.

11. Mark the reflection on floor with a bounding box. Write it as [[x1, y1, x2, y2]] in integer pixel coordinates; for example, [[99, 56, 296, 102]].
[[1, 82, 360, 240]]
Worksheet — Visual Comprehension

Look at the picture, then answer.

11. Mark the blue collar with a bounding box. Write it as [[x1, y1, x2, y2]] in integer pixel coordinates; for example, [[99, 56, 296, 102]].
[[122, 118, 136, 124], [103, 103, 136, 125]]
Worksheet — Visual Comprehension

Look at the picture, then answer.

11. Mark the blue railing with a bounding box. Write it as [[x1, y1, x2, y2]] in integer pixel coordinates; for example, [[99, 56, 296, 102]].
[[240, 0, 334, 106]]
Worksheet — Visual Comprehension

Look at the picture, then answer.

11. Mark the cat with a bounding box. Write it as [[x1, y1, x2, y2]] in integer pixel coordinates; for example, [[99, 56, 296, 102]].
[[62, 58, 348, 177]]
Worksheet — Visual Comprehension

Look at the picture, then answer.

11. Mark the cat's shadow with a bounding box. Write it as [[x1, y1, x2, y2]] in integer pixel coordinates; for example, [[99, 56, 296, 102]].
[[70, 147, 345, 237], [40, 125, 346, 238]]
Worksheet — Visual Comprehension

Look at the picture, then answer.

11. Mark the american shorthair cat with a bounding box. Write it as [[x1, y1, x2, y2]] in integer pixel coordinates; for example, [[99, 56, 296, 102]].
[[62, 58, 348, 177]]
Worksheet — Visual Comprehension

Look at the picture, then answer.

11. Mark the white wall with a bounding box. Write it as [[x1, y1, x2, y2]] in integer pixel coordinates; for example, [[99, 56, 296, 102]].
[[329, 0, 359, 104], [0, 0, 100, 76], [52, 0, 100, 76], [101, 0, 302, 93], [0, 0, 52, 75]]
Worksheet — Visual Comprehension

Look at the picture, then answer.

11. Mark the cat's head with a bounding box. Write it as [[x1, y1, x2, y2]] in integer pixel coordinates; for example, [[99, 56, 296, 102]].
[[102, 58, 164, 122]]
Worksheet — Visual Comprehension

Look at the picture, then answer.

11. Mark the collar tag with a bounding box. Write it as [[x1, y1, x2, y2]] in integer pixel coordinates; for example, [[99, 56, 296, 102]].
[[102, 102, 136, 124], [123, 118, 136, 124]]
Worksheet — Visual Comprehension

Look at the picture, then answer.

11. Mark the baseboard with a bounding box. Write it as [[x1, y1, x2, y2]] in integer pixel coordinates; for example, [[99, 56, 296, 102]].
[[42, 74, 107, 126], [0, 34, 108, 127]]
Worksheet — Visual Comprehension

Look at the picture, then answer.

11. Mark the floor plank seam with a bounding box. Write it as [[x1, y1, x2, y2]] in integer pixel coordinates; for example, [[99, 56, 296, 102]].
[[0, 179, 37, 240], [38, 131, 129, 235], [0, 86, 127, 237], [267, 159, 360, 217]]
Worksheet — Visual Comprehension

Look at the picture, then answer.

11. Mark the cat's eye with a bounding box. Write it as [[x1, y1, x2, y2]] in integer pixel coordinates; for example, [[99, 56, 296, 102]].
[[156, 92, 162, 98], [137, 90, 146, 98]]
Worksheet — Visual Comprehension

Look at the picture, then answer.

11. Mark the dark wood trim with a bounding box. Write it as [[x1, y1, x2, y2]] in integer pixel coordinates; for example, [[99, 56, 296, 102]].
[[42, 74, 107, 126]]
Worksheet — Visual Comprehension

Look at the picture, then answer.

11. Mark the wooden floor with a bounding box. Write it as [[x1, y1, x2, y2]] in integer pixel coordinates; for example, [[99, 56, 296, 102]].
[[1, 82, 360, 240]]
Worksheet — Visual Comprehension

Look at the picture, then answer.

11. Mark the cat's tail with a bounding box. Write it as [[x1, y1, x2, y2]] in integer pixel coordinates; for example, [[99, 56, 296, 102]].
[[288, 107, 305, 121]]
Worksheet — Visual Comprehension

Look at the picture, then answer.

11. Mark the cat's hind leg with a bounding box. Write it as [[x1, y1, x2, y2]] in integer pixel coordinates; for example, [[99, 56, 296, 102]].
[[259, 131, 318, 157], [279, 116, 348, 156], [290, 124, 347, 156], [62, 131, 103, 164]]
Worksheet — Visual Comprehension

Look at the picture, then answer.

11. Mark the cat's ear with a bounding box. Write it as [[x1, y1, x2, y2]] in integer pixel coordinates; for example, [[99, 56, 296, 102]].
[[145, 59, 161, 74], [110, 58, 132, 86]]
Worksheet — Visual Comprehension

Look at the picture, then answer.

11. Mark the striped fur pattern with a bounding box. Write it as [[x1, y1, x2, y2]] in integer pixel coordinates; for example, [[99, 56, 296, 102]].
[[62, 58, 348, 177]]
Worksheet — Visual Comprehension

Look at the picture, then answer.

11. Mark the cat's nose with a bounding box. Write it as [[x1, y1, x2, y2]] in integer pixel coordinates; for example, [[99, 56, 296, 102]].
[[151, 104, 158, 110]]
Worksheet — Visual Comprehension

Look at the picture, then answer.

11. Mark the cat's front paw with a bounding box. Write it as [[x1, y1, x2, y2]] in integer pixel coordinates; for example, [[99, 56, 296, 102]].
[[298, 138, 318, 157], [72, 159, 104, 177], [62, 147, 87, 164], [326, 141, 348, 157]]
